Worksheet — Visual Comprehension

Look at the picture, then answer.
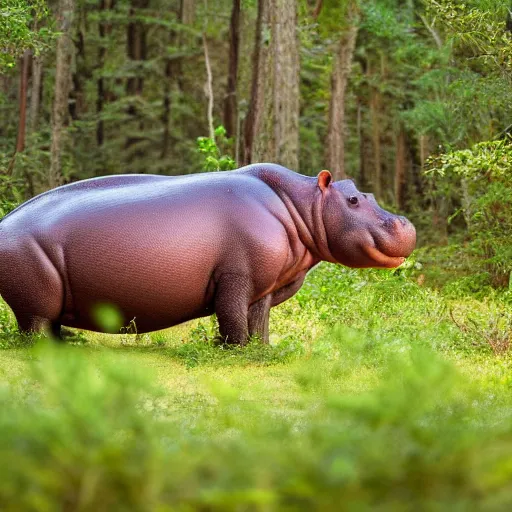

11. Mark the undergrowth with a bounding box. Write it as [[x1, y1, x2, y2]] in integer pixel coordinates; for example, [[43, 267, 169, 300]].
[[1, 331, 512, 509]]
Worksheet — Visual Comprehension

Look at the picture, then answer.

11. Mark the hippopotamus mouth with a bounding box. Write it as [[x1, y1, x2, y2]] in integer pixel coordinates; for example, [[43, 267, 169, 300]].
[[363, 217, 416, 269], [363, 243, 407, 269]]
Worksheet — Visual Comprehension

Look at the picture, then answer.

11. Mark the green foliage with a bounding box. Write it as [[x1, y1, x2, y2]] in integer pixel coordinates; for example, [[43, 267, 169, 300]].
[[403, 70, 512, 145], [0, 175, 23, 219], [0, 295, 16, 339], [0, 129, 54, 199], [1, 325, 512, 509], [405, 0, 512, 148], [424, 0, 512, 74], [0, 239, 511, 506], [0, 345, 165, 510], [91, 303, 125, 333], [0, 0, 54, 71], [197, 126, 237, 171], [427, 139, 512, 287]]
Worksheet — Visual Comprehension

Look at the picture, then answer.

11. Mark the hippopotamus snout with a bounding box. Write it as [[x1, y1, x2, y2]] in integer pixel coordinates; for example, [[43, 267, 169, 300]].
[[374, 214, 416, 259]]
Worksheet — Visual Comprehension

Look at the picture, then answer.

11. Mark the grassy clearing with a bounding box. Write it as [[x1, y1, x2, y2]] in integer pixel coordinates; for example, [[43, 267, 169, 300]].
[[0, 252, 511, 509]]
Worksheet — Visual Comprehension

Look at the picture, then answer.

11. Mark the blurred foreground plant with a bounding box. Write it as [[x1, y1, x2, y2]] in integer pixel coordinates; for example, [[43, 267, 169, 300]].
[[2, 332, 512, 510]]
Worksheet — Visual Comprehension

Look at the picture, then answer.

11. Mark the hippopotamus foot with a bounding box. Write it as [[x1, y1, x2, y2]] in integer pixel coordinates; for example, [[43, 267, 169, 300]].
[[248, 295, 272, 344], [15, 315, 62, 340], [16, 315, 51, 334]]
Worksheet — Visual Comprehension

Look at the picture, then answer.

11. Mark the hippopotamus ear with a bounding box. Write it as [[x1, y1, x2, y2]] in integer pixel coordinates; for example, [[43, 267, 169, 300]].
[[317, 170, 332, 191]]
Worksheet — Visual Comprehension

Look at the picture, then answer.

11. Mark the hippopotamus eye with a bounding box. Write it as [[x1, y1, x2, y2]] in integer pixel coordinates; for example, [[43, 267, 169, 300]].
[[348, 196, 359, 205]]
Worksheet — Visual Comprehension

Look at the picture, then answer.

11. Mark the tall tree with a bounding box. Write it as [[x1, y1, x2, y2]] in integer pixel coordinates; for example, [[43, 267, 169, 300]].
[[15, 51, 31, 154], [180, 0, 195, 26], [369, 56, 383, 200], [162, 0, 195, 159], [325, 2, 359, 180], [125, 0, 150, 150], [49, 0, 75, 188], [126, 0, 150, 98], [394, 124, 407, 209], [29, 53, 43, 134], [244, 0, 300, 170], [223, 0, 240, 140], [97, 0, 115, 147]]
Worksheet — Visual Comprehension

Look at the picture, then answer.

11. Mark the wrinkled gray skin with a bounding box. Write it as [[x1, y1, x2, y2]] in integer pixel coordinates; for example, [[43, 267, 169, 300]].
[[0, 164, 416, 344]]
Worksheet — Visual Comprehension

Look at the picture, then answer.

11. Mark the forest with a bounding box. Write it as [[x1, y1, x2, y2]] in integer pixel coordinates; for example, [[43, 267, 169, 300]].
[[1, 0, 512, 509]]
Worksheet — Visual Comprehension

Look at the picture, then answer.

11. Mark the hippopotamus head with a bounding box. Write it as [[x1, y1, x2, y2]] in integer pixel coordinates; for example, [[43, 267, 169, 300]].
[[318, 171, 416, 268]]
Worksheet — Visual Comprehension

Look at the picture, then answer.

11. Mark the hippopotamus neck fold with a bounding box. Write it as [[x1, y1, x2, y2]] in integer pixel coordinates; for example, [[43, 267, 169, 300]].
[[240, 164, 337, 263]]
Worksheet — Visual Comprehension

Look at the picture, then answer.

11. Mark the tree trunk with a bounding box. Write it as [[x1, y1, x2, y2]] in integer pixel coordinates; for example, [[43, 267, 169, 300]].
[[125, 0, 150, 150], [181, 0, 195, 25], [16, 50, 31, 153], [126, 0, 149, 97], [203, 32, 215, 140], [49, 0, 75, 189], [394, 125, 407, 209], [357, 97, 369, 189], [223, 0, 240, 140], [70, 14, 86, 121], [176, 0, 195, 92], [419, 134, 429, 168], [161, 0, 194, 158], [312, 0, 323, 19], [245, 0, 300, 170], [369, 71, 382, 200], [97, 0, 115, 147], [326, 5, 358, 180], [243, 0, 268, 165], [161, 47, 174, 158], [29, 54, 43, 134]]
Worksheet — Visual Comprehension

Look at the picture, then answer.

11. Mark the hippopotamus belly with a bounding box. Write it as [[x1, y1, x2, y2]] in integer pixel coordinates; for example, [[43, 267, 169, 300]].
[[61, 215, 220, 332]]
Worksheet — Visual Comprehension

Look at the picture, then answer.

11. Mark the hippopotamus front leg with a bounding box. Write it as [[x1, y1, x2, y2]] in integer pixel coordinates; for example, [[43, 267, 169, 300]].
[[247, 272, 308, 344], [214, 273, 254, 345]]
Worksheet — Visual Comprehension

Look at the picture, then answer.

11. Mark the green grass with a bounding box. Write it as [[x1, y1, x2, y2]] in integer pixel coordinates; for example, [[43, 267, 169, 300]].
[[0, 256, 511, 509]]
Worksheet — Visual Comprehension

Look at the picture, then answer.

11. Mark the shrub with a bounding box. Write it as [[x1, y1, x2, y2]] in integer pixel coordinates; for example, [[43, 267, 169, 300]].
[[196, 125, 236, 172], [2, 336, 512, 509], [426, 138, 512, 287], [0, 174, 23, 219]]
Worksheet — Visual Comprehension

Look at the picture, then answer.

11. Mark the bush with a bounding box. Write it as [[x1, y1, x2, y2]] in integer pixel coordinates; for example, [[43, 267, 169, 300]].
[[196, 126, 236, 172], [2, 335, 512, 510], [0, 174, 23, 219], [427, 138, 512, 287]]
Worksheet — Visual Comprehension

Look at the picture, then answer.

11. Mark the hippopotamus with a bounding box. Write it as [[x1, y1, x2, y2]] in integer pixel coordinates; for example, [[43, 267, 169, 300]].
[[0, 164, 415, 344]]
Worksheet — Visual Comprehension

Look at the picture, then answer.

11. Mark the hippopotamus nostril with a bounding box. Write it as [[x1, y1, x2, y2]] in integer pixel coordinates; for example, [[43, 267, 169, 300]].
[[382, 216, 410, 230], [381, 217, 396, 229]]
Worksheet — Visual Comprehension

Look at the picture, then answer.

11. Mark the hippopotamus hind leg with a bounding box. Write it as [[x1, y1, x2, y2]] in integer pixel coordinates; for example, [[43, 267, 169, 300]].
[[248, 295, 272, 344], [0, 240, 64, 337], [271, 273, 307, 308], [247, 273, 308, 345]]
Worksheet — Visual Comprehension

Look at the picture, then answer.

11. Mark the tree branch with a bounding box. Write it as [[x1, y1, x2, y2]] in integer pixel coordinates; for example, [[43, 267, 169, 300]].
[[202, 32, 215, 141]]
